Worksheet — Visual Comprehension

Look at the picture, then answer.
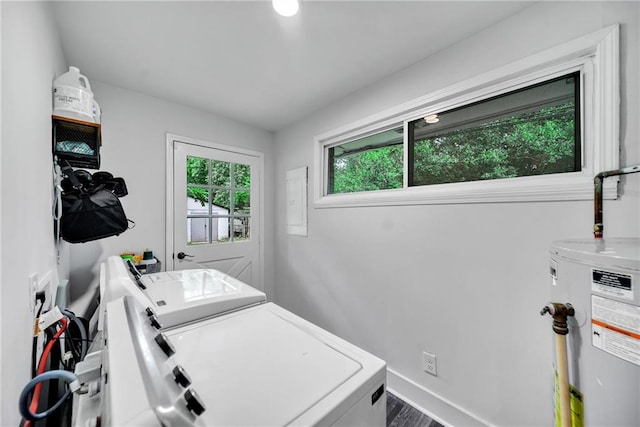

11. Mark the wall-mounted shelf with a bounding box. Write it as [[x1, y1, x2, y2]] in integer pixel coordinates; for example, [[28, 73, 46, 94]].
[[52, 115, 101, 169]]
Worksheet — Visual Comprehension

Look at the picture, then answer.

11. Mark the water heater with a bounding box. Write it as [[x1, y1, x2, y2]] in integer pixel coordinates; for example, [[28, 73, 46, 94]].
[[549, 238, 640, 426]]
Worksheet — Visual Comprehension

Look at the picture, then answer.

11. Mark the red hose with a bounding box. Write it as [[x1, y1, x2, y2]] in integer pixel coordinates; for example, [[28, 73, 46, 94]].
[[24, 318, 69, 427]]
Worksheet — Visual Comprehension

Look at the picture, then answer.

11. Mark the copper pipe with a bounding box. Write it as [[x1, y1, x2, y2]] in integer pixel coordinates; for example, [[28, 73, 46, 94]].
[[593, 165, 640, 239]]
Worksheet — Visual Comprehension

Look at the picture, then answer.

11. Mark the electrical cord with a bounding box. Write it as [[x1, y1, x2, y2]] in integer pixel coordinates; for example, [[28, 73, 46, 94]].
[[62, 309, 88, 362], [23, 318, 69, 427], [61, 336, 94, 369], [53, 161, 63, 246], [22, 309, 89, 425], [30, 297, 45, 378], [19, 370, 79, 422]]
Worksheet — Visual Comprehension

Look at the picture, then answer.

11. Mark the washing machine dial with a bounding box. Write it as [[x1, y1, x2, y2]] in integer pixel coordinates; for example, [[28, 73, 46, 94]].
[[154, 332, 176, 357], [184, 388, 206, 416], [172, 365, 192, 388], [149, 315, 162, 329]]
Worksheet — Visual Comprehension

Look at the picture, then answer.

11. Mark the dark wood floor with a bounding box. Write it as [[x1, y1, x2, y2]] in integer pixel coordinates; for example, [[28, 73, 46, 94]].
[[387, 392, 445, 427]]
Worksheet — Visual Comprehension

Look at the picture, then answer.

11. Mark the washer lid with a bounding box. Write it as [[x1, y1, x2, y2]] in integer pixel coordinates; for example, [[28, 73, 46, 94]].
[[104, 256, 266, 329], [166, 303, 381, 426], [140, 269, 266, 328]]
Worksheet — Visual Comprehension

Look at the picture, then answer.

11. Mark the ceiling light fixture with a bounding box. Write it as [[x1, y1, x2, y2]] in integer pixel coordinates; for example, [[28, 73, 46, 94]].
[[273, 0, 300, 17], [424, 114, 440, 124]]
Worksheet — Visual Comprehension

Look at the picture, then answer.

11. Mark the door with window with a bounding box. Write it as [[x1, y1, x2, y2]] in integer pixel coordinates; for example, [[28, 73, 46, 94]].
[[169, 138, 262, 289]]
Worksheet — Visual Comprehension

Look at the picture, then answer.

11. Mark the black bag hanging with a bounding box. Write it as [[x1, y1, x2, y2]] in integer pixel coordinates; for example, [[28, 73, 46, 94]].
[[59, 164, 133, 243]]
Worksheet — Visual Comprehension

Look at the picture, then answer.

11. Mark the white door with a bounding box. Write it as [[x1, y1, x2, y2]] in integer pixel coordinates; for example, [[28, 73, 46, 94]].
[[168, 137, 262, 289]]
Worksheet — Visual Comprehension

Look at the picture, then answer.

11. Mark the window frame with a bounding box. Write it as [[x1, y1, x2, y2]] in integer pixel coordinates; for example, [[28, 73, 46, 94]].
[[313, 25, 619, 208], [406, 71, 582, 187]]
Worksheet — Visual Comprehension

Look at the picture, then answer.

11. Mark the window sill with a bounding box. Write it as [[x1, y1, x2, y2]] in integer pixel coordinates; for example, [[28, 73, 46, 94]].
[[313, 173, 618, 208]]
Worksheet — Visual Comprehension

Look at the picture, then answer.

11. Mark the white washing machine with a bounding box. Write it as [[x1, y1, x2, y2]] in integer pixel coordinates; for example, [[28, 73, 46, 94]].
[[99, 255, 266, 329], [101, 297, 386, 426], [74, 258, 387, 426]]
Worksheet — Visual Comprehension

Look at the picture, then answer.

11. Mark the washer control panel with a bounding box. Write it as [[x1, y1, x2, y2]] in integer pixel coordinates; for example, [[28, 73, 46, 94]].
[[101, 296, 206, 426]]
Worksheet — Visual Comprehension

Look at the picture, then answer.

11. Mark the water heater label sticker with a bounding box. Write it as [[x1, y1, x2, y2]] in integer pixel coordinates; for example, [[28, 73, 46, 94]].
[[591, 295, 640, 367], [591, 269, 633, 300]]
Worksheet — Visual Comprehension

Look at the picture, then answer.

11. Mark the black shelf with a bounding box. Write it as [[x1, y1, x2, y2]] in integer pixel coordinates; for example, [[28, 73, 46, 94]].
[[52, 115, 101, 169]]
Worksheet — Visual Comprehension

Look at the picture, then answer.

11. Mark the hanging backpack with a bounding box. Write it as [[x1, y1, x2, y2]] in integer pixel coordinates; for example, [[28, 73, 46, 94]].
[[59, 164, 133, 243]]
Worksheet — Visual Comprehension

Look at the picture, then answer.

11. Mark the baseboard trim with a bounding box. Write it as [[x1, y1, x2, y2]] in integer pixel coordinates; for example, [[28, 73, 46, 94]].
[[387, 369, 492, 427]]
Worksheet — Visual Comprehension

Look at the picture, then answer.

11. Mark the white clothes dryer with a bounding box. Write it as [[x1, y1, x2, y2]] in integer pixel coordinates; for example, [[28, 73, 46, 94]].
[[78, 296, 386, 426]]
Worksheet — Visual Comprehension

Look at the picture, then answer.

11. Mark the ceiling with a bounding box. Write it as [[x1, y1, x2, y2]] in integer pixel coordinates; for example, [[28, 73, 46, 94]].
[[51, 1, 533, 132]]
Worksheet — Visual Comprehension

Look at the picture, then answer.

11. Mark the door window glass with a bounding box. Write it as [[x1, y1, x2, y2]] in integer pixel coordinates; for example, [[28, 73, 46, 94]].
[[186, 156, 251, 244]]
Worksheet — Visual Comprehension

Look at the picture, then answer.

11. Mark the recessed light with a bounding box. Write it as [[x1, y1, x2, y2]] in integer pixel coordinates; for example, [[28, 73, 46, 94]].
[[273, 0, 299, 17], [424, 114, 439, 124]]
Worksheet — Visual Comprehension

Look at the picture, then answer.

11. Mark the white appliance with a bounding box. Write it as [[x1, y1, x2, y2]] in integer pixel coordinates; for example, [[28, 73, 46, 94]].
[[74, 257, 387, 426], [549, 238, 640, 426], [76, 296, 386, 426], [100, 255, 266, 329]]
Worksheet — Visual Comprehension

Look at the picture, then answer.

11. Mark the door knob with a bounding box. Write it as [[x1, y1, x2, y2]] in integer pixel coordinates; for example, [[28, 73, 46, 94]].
[[176, 252, 194, 260]]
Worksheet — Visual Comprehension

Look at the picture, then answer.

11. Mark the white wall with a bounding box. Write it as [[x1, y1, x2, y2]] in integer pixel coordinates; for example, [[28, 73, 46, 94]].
[[0, 4, 275, 423], [0, 1, 67, 424], [273, 2, 639, 426], [67, 81, 275, 307], [0, 3, 3, 419], [1, 2, 637, 425]]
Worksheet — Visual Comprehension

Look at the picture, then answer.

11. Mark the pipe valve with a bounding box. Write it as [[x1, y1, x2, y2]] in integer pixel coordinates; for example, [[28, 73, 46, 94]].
[[540, 302, 574, 335]]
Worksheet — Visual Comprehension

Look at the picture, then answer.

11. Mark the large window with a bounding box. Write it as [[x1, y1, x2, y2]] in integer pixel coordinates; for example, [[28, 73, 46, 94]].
[[328, 126, 403, 194], [314, 26, 619, 207], [327, 74, 580, 195], [408, 73, 580, 186]]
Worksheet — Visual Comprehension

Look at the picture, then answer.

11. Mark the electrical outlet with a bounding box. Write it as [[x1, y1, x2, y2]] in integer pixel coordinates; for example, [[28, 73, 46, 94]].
[[38, 271, 52, 310], [28, 273, 38, 311], [423, 351, 437, 376]]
